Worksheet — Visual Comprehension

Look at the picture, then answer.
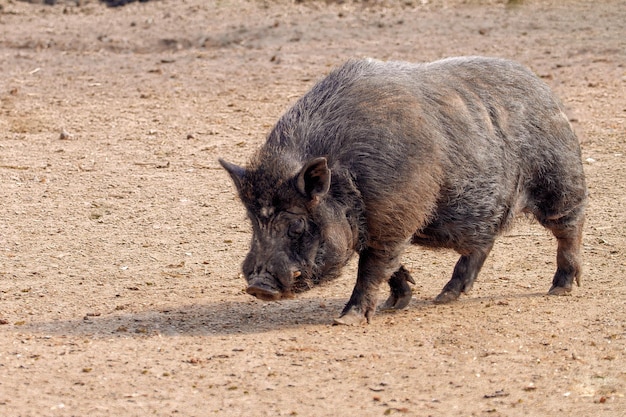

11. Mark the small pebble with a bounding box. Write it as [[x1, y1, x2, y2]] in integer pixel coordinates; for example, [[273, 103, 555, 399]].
[[60, 129, 72, 140]]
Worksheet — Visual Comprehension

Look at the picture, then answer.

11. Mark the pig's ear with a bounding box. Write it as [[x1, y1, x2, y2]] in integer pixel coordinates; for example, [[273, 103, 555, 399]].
[[219, 158, 246, 191], [296, 157, 331, 201]]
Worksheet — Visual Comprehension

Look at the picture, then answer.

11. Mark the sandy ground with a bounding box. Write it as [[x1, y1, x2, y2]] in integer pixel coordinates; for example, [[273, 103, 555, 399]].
[[1, 0, 625, 416]]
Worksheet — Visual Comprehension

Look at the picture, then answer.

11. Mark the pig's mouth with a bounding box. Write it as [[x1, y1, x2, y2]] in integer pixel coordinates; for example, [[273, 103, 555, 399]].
[[245, 270, 303, 301]]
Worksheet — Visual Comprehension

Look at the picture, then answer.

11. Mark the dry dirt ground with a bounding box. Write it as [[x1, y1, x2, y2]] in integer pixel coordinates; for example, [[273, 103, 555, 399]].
[[0, 0, 625, 416]]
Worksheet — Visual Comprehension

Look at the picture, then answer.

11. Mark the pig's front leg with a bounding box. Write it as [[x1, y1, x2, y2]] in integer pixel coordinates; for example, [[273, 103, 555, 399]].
[[380, 265, 415, 311], [334, 247, 401, 325]]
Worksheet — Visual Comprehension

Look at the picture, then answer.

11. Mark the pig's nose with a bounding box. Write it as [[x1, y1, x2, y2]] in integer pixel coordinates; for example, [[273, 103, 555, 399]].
[[246, 278, 281, 301]]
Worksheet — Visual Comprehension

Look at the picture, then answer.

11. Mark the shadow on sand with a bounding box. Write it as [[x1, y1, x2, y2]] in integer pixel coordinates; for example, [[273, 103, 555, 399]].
[[17, 290, 552, 338]]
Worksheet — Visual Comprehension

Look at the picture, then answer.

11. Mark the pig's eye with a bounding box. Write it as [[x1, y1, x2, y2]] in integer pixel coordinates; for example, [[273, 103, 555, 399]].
[[287, 218, 305, 238]]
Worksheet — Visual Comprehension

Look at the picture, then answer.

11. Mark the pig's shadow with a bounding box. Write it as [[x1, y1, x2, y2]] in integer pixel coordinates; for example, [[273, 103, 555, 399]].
[[22, 292, 546, 338], [20, 297, 358, 337]]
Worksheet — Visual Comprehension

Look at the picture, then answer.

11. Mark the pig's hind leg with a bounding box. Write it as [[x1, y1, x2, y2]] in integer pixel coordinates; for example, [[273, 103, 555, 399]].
[[434, 243, 494, 304], [530, 172, 586, 296], [541, 207, 585, 296], [380, 265, 416, 310]]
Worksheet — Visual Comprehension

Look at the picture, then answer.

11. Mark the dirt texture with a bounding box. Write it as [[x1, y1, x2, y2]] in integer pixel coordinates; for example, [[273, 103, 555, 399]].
[[0, 0, 625, 416]]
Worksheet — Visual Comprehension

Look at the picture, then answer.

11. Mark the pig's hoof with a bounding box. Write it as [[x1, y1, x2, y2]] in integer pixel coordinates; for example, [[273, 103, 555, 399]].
[[548, 285, 572, 296], [433, 290, 459, 304], [333, 309, 367, 326], [379, 292, 412, 311]]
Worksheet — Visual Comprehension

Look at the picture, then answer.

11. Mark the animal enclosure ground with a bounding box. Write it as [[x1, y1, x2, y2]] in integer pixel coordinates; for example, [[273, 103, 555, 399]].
[[0, 0, 625, 416]]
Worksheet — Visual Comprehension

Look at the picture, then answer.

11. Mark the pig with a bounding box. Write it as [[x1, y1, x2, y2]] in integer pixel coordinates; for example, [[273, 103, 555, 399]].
[[219, 56, 587, 325]]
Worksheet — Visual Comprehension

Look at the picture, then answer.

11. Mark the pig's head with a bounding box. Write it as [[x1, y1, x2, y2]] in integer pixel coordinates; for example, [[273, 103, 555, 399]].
[[219, 156, 358, 301]]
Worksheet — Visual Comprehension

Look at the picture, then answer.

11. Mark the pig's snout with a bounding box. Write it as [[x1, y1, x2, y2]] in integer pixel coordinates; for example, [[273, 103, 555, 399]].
[[246, 276, 282, 301]]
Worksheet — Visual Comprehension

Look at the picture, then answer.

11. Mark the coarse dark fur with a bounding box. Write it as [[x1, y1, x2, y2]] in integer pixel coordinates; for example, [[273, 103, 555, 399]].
[[220, 56, 587, 325]]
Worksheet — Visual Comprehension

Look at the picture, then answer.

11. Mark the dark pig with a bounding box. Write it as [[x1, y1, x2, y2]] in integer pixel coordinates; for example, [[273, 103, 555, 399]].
[[219, 57, 587, 325]]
